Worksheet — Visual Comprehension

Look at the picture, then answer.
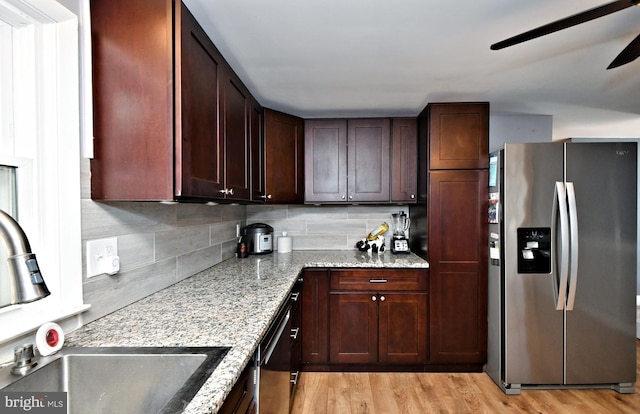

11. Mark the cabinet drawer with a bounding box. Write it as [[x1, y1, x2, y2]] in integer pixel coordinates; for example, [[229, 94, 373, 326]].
[[329, 269, 427, 292]]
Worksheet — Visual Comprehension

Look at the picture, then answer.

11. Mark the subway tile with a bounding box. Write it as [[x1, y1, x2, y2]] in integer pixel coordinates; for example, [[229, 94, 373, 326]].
[[81, 200, 177, 239], [82, 258, 177, 324], [210, 221, 240, 246], [220, 204, 247, 221], [306, 219, 367, 236], [155, 225, 210, 261], [177, 203, 222, 226], [287, 205, 349, 219], [348, 205, 408, 219], [246, 205, 288, 221], [118, 233, 155, 272], [177, 245, 222, 280], [290, 234, 349, 250]]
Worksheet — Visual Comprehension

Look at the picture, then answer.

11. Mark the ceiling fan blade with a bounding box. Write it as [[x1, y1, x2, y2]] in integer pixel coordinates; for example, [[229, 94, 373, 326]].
[[607, 33, 640, 68], [491, 0, 637, 50]]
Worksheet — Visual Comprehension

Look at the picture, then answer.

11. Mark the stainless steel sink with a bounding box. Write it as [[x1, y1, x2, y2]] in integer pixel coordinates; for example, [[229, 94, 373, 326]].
[[0, 346, 229, 414]]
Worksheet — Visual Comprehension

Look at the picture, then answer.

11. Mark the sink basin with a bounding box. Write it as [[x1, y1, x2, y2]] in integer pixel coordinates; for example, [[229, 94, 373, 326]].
[[0, 347, 229, 414]]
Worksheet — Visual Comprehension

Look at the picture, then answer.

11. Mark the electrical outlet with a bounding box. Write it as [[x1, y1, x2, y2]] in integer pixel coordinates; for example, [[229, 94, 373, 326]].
[[86, 237, 120, 278]]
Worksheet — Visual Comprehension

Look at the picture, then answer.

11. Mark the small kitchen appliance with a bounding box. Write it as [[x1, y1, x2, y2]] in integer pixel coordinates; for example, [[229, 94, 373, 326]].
[[242, 223, 273, 255], [390, 211, 410, 254]]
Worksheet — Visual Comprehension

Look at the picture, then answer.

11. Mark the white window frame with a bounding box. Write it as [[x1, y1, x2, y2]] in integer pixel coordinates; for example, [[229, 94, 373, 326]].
[[0, 0, 88, 346]]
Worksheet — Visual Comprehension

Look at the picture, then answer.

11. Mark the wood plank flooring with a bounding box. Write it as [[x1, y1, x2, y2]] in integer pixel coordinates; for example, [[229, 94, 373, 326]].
[[292, 340, 640, 414]]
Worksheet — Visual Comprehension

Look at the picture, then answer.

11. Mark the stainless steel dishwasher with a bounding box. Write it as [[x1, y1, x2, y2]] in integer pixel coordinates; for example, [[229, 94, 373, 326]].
[[256, 295, 292, 413]]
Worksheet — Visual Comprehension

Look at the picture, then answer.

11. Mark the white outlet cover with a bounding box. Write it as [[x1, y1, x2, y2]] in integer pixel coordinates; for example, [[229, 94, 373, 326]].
[[86, 237, 119, 278]]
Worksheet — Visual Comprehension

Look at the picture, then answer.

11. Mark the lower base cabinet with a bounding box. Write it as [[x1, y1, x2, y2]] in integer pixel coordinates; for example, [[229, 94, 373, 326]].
[[218, 362, 256, 414], [302, 268, 429, 370]]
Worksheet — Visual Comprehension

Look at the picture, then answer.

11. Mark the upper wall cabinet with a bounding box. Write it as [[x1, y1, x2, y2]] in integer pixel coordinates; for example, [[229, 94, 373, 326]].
[[305, 118, 414, 204], [90, 0, 259, 202], [391, 118, 418, 202], [220, 66, 252, 201], [263, 109, 304, 203], [426, 103, 489, 170]]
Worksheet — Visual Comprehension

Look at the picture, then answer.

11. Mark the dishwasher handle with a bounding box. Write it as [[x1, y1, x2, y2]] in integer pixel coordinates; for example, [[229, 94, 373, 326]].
[[262, 308, 290, 365]]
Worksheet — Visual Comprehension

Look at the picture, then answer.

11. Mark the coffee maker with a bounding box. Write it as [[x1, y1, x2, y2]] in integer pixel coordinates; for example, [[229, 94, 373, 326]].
[[390, 211, 410, 254]]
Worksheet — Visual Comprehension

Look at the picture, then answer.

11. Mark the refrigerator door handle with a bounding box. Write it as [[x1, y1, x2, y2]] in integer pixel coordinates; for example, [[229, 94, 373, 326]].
[[553, 181, 570, 311], [565, 182, 579, 311]]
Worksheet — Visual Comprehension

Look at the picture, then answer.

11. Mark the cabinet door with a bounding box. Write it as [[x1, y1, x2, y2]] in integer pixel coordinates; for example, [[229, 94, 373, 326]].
[[428, 169, 488, 365], [218, 362, 256, 414], [347, 119, 390, 202], [378, 292, 428, 364], [329, 293, 378, 364], [304, 119, 348, 203], [427, 103, 489, 170], [264, 109, 304, 203], [391, 118, 418, 203], [250, 99, 264, 201], [221, 68, 251, 200], [177, 5, 225, 199], [301, 269, 329, 365], [91, 0, 175, 200]]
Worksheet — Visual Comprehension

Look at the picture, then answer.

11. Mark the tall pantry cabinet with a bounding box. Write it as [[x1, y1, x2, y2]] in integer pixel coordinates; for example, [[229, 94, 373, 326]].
[[410, 102, 489, 370]]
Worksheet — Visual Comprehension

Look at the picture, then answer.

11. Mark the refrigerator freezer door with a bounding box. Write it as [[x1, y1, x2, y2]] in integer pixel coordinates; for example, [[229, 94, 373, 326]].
[[564, 143, 637, 385], [502, 143, 565, 386]]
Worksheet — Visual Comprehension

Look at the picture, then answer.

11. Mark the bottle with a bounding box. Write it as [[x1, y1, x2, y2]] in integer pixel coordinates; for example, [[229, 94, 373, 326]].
[[366, 222, 389, 241], [236, 238, 248, 258]]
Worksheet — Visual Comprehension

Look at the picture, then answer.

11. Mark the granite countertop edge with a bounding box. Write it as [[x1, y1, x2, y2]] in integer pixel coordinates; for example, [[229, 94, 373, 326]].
[[65, 250, 429, 413]]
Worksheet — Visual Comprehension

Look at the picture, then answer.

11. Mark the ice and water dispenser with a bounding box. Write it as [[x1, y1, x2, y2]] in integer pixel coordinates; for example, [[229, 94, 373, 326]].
[[517, 227, 551, 274]]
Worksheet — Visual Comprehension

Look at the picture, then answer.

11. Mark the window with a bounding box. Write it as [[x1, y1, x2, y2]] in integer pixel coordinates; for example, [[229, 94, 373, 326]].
[[0, 0, 87, 344]]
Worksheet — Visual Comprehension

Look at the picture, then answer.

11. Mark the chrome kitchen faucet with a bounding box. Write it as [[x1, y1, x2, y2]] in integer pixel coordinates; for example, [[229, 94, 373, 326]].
[[0, 208, 50, 305]]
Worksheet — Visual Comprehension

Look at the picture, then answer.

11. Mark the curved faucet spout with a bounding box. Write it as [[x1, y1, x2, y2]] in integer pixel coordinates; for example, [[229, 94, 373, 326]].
[[0, 209, 50, 305]]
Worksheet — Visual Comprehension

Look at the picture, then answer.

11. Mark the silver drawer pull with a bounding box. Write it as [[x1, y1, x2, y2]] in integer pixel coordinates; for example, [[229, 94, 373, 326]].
[[369, 279, 388, 283], [291, 292, 300, 301], [290, 327, 300, 339], [291, 371, 300, 384]]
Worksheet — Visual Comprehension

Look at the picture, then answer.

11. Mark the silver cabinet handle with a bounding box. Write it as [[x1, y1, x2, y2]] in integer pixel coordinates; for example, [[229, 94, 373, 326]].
[[228, 188, 234, 196], [290, 371, 300, 385], [369, 279, 388, 283], [260, 194, 272, 200], [291, 292, 300, 301], [410, 194, 415, 199], [371, 295, 377, 302], [380, 295, 385, 302], [341, 195, 346, 200], [290, 327, 300, 339]]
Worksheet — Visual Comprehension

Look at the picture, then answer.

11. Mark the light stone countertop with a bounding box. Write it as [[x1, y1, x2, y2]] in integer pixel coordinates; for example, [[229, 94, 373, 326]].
[[65, 250, 429, 413]]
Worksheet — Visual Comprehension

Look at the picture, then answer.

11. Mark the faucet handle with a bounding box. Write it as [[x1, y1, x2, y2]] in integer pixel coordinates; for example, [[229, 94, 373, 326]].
[[11, 343, 38, 375]]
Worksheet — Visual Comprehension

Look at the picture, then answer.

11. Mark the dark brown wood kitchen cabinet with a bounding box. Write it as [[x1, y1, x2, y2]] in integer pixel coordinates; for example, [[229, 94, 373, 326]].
[[218, 362, 256, 414], [91, 0, 258, 202], [409, 101, 489, 371], [427, 169, 488, 369], [263, 109, 304, 203], [328, 269, 428, 367], [301, 268, 329, 366], [249, 98, 264, 202], [391, 118, 418, 202], [220, 67, 252, 201], [305, 118, 391, 203], [426, 102, 489, 170]]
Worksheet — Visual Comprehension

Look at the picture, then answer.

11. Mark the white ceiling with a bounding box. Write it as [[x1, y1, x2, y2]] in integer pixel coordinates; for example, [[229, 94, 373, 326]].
[[183, 0, 640, 139]]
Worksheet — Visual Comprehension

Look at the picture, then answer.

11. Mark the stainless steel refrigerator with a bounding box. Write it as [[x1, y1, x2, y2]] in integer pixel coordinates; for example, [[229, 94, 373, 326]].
[[487, 142, 637, 395]]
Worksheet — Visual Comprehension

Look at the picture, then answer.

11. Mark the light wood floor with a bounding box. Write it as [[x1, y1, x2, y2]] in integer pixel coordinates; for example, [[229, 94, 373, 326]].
[[292, 340, 640, 414]]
